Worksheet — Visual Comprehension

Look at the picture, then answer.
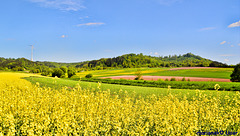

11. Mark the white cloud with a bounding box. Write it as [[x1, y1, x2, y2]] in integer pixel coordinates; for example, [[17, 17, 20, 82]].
[[154, 52, 159, 55], [228, 20, 240, 28], [149, 52, 153, 55], [199, 27, 216, 31], [61, 35, 67, 38], [79, 16, 89, 20], [220, 41, 226, 45], [238, 43, 240, 46], [77, 22, 105, 27], [220, 54, 235, 57], [29, 0, 85, 11], [230, 45, 234, 47], [224, 59, 229, 62]]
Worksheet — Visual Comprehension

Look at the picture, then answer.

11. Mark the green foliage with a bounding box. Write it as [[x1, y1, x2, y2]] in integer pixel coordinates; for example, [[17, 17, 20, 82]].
[[41, 68, 53, 76], [170, 78, 176, 81], [52, 68, 64, 78], [230, 64, 240, 82], [135, 69, 142, 80], [68, 67, 76, 78], [85, 73, 93, 78], [12, 67, 24, 71], [25, 76, 238, 101], [165, 78, 169, 81], [157, 79, 164, 82], [60, 66, 68, 73], [0, 53, 232, 74], [86, 53, 228, 69], [181, 77, 186, 81], [30, 69, 41, 73], [74, 78, 240, 91]]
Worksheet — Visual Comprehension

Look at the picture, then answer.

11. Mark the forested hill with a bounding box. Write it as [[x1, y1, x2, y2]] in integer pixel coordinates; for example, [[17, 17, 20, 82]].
[[0, 57, 87, 71], [86, 53, 228, 69], [0, 53, 229, 71]]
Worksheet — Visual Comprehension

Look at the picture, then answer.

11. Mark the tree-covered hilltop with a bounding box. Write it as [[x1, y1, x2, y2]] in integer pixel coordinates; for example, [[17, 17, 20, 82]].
[[0, 53, 230, 73], [0, 57, 87, 71], [86, 53, 229, 69]]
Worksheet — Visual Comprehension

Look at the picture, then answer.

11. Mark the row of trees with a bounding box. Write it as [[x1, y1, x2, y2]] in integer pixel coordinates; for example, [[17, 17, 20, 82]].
[[0, 53, 231, 72], [0, 53, 234, 77], [30, 66, 76, 78], [85, 53, 229, 70]]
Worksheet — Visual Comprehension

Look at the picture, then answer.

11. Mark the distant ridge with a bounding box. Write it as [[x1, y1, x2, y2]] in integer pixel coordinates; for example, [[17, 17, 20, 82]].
[[0, 53, 229, 71], [85, 53, 229, 69]]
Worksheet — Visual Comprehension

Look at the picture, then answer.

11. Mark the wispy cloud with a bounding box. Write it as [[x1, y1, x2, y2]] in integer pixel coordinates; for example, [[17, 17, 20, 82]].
[[230, 45, 234, 47], [228, 20, 240, 28], [61, 35, 67, 38], [29, 0, 85, 11], [220, 41, 226, 45], [154, 52, 159, 55], [224, 59, 229, 62], [79, 16, 89, 20], [199, 27, 216, 31], [104, 49, 113, 52], [6, 38, 15, 41], [238, 43, 240, 46], [220, 54, 235, 57], [155, 0, 182, 5], [77, 22, 105, 27]]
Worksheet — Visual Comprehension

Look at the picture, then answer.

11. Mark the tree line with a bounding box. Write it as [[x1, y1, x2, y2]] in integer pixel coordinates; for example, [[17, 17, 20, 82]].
[[85, 53, 230, 70], [0, 53, 233, 78]]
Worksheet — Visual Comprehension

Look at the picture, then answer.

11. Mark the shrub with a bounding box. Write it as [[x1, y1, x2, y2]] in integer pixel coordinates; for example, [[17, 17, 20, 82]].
[[135, 69, 142, 80], [60, 66, 68, 73], [52, 68, 64, 78], [181, 77, 186, 81], [41, 68, 53, 76], [230, 64, 240, 82], [85, 74, 93, 78], [68, 67, 76, 78], [134, 77, 141, 80], [165, 78, 169, 81], [30, 69, 41, 73], [12, 67, 24, 71], [78, 77, 240, 91], [157, 78, 164, 82], [170, 78, 176, 81]]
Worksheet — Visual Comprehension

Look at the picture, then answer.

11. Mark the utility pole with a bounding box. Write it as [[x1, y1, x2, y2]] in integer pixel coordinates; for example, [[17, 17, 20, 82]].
[[29, 45, 34, 61]]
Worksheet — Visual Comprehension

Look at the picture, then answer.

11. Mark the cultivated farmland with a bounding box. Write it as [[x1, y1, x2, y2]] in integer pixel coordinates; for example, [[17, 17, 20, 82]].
[[1, 72, 240, 135]]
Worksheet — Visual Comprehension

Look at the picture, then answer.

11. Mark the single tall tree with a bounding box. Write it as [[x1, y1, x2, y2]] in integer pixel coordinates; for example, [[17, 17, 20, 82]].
[[230, 64, 240, 82]]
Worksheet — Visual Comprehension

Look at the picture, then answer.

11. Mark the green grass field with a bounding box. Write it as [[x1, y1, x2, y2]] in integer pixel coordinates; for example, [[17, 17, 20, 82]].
[[25, 76, 237, 102], [76, 67, 233, 79]]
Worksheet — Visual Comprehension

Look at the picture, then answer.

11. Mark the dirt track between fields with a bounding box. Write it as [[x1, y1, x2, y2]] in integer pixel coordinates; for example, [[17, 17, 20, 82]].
[[101, 76, 231, 82]]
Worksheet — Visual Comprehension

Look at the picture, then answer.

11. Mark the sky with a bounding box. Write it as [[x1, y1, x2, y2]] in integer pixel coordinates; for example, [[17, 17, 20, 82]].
[[0, 0, 239, 64]]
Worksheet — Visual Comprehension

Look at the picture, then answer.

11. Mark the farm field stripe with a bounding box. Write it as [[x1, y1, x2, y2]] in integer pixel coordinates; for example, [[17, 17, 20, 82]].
[[101, 75, 231, 82]]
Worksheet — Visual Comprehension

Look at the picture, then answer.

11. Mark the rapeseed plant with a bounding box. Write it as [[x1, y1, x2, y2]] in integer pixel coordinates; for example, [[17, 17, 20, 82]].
[[0, 73, 239, 135]]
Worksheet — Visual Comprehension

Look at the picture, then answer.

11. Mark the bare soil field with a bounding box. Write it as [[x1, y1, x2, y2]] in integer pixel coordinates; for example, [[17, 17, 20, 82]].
[[101, 75, 231, 82]]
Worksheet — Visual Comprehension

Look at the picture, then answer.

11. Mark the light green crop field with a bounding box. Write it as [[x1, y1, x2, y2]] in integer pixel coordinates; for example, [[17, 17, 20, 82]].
[[25, 76, 237, 102], [76, 67, 233, 79]]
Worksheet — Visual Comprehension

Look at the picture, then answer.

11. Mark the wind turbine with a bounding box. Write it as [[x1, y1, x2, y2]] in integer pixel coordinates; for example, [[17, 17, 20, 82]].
[[29, 44, 34, 61]]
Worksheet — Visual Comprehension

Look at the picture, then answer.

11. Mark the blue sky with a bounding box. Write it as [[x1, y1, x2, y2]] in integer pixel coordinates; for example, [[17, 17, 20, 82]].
[[0, 0, 239, 64]]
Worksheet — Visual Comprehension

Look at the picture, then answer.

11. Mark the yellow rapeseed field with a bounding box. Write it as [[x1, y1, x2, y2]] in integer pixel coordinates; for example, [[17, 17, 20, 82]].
[[0, 72, 239, 135]]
